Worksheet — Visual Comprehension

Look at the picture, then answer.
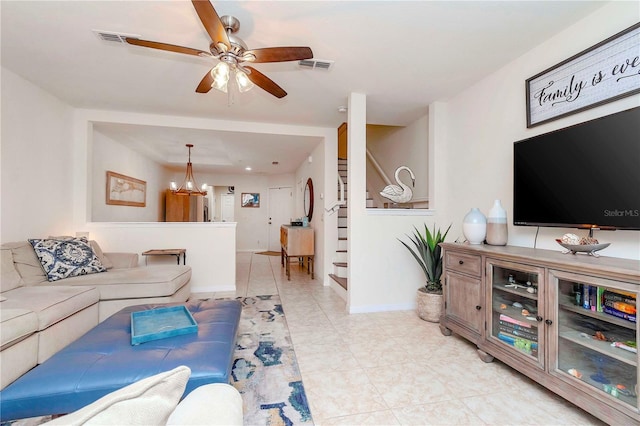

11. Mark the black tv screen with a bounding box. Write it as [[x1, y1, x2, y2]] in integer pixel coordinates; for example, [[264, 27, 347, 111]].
[[514, 107, 640, 230]]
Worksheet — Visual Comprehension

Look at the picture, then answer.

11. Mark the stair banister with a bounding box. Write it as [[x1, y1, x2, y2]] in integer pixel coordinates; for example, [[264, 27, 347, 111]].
[[325, 174, 346, 214], [366, 148, 391, 186]]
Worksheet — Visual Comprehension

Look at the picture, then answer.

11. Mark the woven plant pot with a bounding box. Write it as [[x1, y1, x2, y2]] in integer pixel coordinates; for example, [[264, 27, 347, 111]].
[[416, 287, 443, 323]]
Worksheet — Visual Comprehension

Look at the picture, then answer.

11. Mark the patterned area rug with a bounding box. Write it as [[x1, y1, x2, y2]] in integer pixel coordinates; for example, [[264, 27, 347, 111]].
[[231, 295, 313, 425]]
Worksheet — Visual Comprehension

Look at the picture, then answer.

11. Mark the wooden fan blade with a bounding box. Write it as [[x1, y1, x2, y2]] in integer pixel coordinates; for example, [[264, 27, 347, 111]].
[[245, 47, 313, 63], [125, 38, 211, 57], [244, 66, 287, 98], [196, 69, 214, 93], [191, 0, 230, 49]]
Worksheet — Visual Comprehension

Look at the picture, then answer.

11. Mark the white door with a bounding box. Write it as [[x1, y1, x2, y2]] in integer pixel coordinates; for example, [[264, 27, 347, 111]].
[[221, 194, 235, 222], [268, 187, 293, 251]]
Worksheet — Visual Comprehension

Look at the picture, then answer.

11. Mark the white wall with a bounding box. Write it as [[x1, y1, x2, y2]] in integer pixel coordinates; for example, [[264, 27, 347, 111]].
[[437, 2, 640, 260], [295, 141, 326, 280], [0, 69, 335, 293], [348, 93, 437, 313], [1, 68, 75, 241], [83, 222, 236, 294], [91, 131, 302, 251], [182, 171, 296, 251], [346, 2, 640, 314], [92, 130, 167, 222]]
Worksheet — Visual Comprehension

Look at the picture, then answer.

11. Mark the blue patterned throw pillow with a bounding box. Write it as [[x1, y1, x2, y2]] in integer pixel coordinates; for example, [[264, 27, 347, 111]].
[[28, 237, 106, 282]]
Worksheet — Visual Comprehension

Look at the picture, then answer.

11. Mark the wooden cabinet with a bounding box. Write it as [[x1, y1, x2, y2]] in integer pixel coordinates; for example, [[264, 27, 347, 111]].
[[165, 190, 204, 222], [280, 225, 314, 280], [440, 243, 640, 425], [440, 250, 483, 344]]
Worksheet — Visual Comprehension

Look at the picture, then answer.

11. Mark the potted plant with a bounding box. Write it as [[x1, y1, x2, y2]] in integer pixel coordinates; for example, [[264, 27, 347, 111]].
[[399, 223, 451, 322]]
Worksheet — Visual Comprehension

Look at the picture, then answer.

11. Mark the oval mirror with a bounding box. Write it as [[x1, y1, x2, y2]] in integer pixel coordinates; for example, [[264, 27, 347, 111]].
[[304, 178, 314, 222]]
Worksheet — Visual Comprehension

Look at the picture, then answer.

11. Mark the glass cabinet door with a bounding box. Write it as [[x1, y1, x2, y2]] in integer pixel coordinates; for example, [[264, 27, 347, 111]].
[[552, 271, 638, 412], [487, 259, 545, 369]]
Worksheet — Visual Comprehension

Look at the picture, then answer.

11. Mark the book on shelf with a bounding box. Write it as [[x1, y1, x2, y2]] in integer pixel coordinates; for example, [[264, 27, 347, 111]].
[[497, 332, 538, 355], [499, 314, 537, 329], [596, 287, 605, 312], [603, 299, 636, 315], [578, 285, 605, 312], [603, 290, 636, 307], [604, 288, 637, 302], [582, 285, 590, 309], [574, 285, 636, 314], [499, 323, 538, 341], [500, 325, 538, 342], [603, 305, 637, 323]]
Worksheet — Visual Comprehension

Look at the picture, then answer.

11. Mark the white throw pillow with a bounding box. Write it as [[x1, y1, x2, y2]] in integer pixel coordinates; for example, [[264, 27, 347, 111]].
[[44, 366, 190, 425], [167, 383, 243, 425]]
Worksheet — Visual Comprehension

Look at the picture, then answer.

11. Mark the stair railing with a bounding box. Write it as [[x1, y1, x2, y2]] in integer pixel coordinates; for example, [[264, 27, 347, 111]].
[[325, 174, 346, 214], [366, 148, 391, 186]]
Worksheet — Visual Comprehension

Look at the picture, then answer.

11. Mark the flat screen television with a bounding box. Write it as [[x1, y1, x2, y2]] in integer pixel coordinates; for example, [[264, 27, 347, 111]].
[[513, 107, 640, 231]]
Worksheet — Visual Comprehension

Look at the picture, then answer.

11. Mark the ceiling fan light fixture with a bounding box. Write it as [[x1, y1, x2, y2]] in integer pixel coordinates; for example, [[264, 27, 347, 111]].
[[210, 62, 230, 93], [236, 70, 254, 93], [125, 3, 312, 100], [211, 78, 228, 93]]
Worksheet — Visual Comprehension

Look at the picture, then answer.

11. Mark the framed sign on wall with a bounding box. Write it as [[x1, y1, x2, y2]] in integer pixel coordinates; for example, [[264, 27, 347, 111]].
[[526, 22, 640, 128], [241, 193, 260, 208], [106, 171, 146, 207]]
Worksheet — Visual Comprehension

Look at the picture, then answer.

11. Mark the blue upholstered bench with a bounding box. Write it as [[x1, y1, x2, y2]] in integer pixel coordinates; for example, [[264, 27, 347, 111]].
[[0, 299, 241, 422]]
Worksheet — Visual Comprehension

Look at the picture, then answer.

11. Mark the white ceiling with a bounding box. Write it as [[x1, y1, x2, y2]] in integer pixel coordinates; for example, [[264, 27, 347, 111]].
[[1, 1, 606, 174]]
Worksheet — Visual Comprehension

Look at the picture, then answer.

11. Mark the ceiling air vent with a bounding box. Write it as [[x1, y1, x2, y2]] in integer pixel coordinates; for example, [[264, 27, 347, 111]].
[[93, 30, 140, 44], [299, 59, 334, 70]]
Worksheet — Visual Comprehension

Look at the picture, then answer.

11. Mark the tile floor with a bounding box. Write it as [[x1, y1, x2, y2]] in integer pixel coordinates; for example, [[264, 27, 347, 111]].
[[203, 252, 606, 425]]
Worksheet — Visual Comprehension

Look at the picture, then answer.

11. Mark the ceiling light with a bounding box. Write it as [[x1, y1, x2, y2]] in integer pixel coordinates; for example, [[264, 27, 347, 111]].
[[210, 61, 255, 96], [235, 70, 254, 93], [245, 166, 252, 171], [170, 144, 207, 196], [210, 62, 230, 93], [338, 106, 347, 113]]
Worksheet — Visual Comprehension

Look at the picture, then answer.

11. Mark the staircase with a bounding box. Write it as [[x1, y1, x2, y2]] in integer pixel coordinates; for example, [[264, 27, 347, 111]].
[[329, 158, 348, 290]]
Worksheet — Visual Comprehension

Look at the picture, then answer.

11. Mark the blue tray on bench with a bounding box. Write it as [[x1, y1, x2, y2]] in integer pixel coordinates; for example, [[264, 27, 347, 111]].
[[131, 305, 198, 345]]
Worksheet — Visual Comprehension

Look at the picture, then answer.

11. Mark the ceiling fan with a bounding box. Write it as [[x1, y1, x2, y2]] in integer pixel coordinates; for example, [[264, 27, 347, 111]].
[[125, 0, 313, 99]]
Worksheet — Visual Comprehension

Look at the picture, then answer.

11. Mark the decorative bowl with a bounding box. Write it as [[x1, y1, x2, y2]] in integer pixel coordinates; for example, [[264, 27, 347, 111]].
[[555, 239, 610, 257]]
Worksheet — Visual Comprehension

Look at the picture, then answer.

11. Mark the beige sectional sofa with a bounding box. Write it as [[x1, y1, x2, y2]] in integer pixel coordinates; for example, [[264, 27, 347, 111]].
[[0, 240, 192, 389]]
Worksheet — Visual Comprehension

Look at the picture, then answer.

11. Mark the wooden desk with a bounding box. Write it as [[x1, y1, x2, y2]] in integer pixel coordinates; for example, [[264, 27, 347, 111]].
[[280, 225, 314, 280], [142, 249, 186, 265]]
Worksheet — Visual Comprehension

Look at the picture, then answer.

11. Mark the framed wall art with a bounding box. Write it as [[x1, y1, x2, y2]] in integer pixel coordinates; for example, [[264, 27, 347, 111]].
[[106, 171, 146, 207], [526, 22, 640, 128], [241, 193, 260, 208]]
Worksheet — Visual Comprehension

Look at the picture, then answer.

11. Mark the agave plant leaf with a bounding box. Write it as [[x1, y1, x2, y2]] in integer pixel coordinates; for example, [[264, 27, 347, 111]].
[[399, 223, 452, 293], [399, 239, 429, 281]]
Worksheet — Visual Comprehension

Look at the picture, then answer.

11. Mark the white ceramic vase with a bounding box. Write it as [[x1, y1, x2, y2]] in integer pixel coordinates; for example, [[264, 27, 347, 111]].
[[486, 199, 508, 246], [463, 208, 486, 245]]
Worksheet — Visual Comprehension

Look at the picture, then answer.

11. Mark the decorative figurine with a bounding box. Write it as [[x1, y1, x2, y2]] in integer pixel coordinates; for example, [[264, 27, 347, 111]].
[[380, 166, 415, 204]]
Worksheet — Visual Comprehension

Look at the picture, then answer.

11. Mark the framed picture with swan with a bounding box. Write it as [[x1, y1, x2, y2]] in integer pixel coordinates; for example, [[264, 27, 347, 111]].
[[380, 166, 415, 205]]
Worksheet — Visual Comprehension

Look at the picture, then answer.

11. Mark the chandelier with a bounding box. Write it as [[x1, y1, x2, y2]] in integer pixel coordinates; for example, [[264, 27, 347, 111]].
[[169, 144, 207, 196]]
